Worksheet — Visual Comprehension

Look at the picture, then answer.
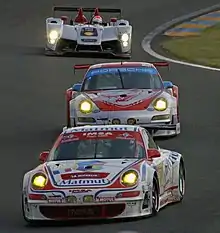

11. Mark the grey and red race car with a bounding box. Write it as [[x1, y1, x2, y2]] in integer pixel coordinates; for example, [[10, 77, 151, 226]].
[[65, 61, 180, 137]]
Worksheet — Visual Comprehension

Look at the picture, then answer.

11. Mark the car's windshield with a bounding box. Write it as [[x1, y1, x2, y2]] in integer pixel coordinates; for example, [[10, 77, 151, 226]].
[[49, 130, 145, 161], [82, 67, 163, 91]]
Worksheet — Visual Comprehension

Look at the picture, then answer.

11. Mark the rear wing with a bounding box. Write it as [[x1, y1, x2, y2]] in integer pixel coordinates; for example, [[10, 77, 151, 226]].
[[73, 64, 92, 74], [52, 6, 121, 17], [72, 61, 169, 74], [150, 61, 170, 70]]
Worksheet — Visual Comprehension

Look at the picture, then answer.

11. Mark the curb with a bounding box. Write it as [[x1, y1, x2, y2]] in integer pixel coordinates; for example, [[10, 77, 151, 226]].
[[142, 3, 220, 71]]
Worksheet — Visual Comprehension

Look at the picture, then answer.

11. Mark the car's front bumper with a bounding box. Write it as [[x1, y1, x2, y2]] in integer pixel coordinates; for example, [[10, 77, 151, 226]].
[[24, 200, 151, 220], [72, 109, 180, 137], [23, 188, 152, 221]]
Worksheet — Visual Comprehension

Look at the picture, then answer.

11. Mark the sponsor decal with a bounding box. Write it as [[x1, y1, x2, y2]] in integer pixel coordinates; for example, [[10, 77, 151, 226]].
[[69, 189, 92, 193], [141, 163, 147, 181], [116, 132, 134, 140], [67, 127, 128, 133], [65, 168, 72, 173], [83, 132, 112, 137], [72, 160, 106, 171], [127, 201, 137, 206], [58, 178, 109, 186], [87, 67, 157, 77], [66, 195, 77, 203], [48, 195, 65, 203], [64, 172, 109, 179], [95, 197, 115, 202], [83, 195, 94, 203], [52, 170, 60, 175], [61, 134, 79, 143], [80, 27, 98, 37]]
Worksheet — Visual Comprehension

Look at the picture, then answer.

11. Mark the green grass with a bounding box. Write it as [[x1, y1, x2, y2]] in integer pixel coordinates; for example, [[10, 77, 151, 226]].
[[161, 23, 220, 68]]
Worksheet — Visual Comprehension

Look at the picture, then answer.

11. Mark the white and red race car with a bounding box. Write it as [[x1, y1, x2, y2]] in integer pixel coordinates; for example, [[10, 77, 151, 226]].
[[66, 61, 180, 137], [22, 124, 185, 223]]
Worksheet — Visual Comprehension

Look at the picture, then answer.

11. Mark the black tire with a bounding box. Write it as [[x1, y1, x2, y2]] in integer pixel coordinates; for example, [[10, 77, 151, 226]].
[[22, 195, 35, 225], [151, 177, 159, 216], [178, 161, 185, 202]]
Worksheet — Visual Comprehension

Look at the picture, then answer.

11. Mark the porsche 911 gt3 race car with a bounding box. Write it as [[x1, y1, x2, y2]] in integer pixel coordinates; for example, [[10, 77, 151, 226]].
[[45, 6, 132, 58], [22, 125, 185, 223], [65, 61, 180, 137]]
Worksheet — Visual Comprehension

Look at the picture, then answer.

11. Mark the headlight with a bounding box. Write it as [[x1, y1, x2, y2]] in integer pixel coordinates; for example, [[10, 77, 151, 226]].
[[121, 33, 129, 42], [79, 100, 93, 114], [121, 170, 138, 186], [49, 30, 59, 40], [153, 98, 167, 111], [32, 173, 47, 189]]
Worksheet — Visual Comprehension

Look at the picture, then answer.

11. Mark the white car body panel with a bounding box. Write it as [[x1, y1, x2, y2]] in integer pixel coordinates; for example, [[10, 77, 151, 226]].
[[45, 18, 132, 56], [22, 125, 184, 221]]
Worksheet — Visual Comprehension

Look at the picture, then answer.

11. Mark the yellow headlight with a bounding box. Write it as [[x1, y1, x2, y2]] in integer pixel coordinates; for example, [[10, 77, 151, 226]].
[[153, 98, 167, 111], [121, 170, 138, 186], [32, 174, 47, 188], [49, 30, 59, 40], [79, 100, 92, 114]]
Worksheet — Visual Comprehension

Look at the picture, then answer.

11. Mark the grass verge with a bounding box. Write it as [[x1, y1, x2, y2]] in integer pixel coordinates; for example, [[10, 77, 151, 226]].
[[161, 23, 220, 68]]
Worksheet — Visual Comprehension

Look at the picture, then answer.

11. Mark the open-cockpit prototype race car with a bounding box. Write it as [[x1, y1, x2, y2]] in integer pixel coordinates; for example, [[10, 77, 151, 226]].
[[65, 61, 180, 137], [22, 124, 185, 223], [45, 6, 132, 58]]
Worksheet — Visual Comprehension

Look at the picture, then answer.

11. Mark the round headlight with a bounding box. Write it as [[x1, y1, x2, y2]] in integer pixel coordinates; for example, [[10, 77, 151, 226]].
[[49, 30, 59, 40], [32, 173, 47, 189], [121, 33, 129, 42], [121, 170, 138, 186], [79, 100, 93, 114], [153, 98, 167, 111]]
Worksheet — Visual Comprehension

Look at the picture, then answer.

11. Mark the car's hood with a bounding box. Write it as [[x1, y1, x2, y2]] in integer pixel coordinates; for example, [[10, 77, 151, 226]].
[[83, 89, 163, 111], [46, 159, 139, 187]]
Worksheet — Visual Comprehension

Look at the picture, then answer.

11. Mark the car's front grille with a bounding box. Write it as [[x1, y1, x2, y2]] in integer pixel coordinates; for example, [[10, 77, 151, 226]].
[[39, 204, 126, 219]]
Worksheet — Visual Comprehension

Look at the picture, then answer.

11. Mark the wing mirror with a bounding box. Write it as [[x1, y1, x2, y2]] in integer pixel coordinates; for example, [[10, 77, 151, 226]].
[[72, 83, 82, 91], [163, 81, 173, 89], [147, 148, 161, 159], [39, 151, 49, 163]]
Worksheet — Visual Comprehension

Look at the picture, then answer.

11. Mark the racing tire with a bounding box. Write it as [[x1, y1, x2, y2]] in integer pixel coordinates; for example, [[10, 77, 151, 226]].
[[176, 161, 185, 202], [151, 177, 159, 216], [21, 195, 36, 225]]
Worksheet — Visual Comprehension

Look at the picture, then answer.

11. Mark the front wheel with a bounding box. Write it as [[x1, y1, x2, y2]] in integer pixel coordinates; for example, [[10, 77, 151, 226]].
[[22, 195, 34, 225], [177, 162, 185, 201], [151, 178, 159, 216]]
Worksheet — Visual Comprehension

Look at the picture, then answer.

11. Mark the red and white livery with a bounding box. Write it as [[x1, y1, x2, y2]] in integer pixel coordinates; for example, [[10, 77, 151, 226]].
[[66, 61, 180, 137], [22, 125, 185, 223]]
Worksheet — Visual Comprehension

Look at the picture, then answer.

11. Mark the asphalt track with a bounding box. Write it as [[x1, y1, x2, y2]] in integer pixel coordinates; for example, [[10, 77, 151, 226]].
[[2, 0, 220, 232]]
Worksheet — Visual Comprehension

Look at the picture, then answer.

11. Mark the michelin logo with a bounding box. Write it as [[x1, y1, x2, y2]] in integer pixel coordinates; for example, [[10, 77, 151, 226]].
[[58, 179, 110, 186]]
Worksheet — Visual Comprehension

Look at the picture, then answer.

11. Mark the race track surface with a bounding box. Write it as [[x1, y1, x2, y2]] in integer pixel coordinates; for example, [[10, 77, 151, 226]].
[[2, 0, 220, 232]]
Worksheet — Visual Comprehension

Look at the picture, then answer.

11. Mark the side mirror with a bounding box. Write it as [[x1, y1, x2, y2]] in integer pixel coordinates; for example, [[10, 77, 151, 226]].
[[39, 151, 49, 163], [163, 81, 173, 89], [147, 148, 161, 159], [72, 83, 82, 92]]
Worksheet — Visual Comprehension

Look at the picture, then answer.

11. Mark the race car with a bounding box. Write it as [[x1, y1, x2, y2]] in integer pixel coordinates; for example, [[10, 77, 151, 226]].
[[45, 6, 132, 58], [22, 124, 185, 223], [65, 61, 180, 137]]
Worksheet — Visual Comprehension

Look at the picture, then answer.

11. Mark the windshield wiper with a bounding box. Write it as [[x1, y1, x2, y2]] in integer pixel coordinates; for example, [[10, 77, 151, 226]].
[[117, 69, 125, 89]]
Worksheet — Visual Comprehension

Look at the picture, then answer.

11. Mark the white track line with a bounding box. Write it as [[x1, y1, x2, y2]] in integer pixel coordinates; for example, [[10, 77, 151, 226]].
[[142, 3, 220, 71]]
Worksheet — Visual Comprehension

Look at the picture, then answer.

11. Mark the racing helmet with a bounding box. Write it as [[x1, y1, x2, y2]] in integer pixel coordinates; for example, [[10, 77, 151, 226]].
[[92, 16, 102, 24]]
